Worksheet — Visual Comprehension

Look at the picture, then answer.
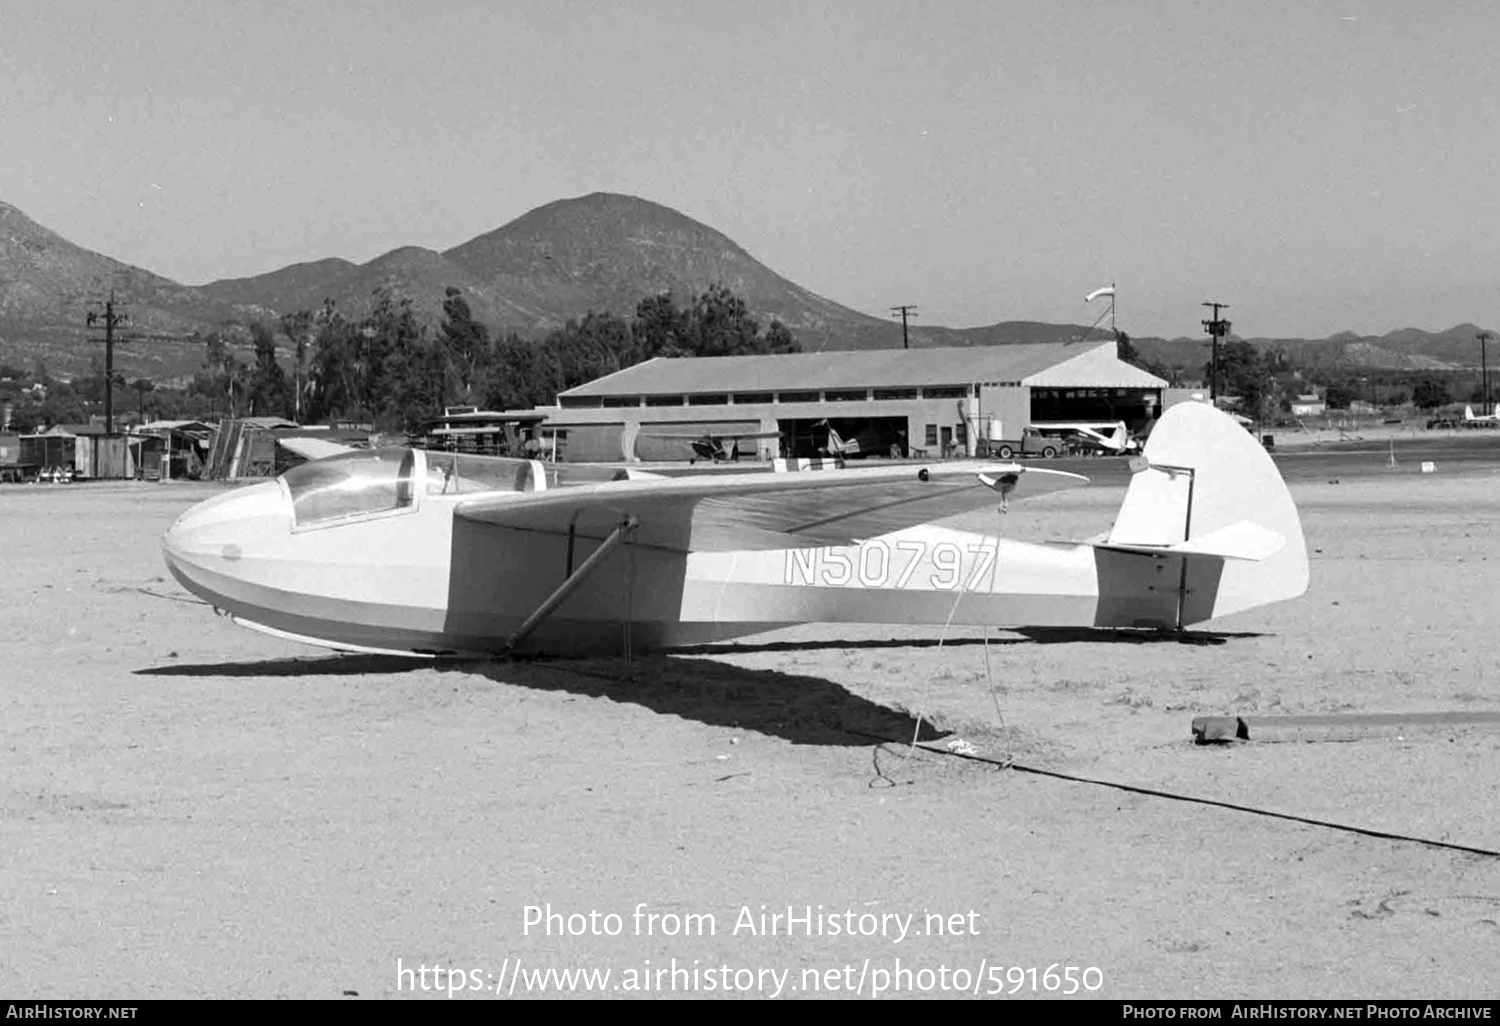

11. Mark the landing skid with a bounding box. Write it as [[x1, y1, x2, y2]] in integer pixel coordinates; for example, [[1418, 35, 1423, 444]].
[[229, 616, 486, 660]]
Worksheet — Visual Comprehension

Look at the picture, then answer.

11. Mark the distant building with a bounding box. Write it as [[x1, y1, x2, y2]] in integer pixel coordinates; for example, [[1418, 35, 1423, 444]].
[[543, 341, 1166, 462], [23, 423, 133, 478], [1289, 394, 1325, 416], [134, 421, 215, 480]]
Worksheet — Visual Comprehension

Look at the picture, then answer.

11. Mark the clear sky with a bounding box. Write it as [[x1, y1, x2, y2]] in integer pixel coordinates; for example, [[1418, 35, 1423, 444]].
[[3, 0, 1497, 339]]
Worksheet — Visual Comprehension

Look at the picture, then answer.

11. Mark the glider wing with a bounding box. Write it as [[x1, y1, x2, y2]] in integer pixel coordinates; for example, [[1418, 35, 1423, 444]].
[[455, 462, 1088, 552]]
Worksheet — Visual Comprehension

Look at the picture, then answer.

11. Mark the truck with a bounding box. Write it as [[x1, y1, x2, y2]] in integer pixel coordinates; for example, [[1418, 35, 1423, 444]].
[[978, 427, 1061, 460]]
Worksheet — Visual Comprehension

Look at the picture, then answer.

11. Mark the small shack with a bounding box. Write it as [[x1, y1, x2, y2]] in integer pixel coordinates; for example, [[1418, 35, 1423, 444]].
[[0, 431, 35, 482], [133, 421, 213, 480], [22, 424, 133, 479]]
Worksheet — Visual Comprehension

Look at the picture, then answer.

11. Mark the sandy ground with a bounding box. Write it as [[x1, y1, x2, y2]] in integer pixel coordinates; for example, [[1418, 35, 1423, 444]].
[[3, 453, 1499, 1000]]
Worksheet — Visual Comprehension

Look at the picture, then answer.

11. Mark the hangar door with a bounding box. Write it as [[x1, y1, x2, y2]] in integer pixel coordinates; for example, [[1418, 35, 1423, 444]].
[[633, 420, 765, 462], [541, 423, 625, 463]]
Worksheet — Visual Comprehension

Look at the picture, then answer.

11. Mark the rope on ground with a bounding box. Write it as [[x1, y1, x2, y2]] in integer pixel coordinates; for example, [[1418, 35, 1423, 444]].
[[844, 728, 1500, 860], [900, 513, 1013, 780]]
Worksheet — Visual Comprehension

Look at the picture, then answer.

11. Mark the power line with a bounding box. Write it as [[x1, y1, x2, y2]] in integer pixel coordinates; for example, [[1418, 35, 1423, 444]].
[[86, 295, 223, 429], [890, 305, 917, 350]]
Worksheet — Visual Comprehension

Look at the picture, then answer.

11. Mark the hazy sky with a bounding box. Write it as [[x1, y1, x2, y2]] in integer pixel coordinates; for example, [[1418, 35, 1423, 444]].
[[3, 0, 1497, 339]]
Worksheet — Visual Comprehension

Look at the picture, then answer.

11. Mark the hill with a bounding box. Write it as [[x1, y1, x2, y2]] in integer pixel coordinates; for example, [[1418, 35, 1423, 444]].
[[1, 192, 1494, 383], [0, 201, 253, 381], [204, 192, 899, 351]]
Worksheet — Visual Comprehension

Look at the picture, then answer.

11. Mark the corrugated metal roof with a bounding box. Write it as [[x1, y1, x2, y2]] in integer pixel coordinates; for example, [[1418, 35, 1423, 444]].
[[560, 342, 1129, 397], [139, 420, 212, 432], [44, 423, 112, 436]]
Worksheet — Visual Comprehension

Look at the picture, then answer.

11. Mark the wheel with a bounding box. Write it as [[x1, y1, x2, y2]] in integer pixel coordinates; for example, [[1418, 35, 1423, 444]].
[[1041, 445, 1058, 458], [996, 444, 1014, 459]]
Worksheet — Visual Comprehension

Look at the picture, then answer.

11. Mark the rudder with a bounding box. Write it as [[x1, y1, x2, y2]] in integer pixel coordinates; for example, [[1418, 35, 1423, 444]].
[[1099, 401, 1308, 626]]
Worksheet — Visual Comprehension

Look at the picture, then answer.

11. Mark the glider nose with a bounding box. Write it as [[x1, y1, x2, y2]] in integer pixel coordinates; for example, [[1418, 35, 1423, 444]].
[[162, 480, 289, 590]]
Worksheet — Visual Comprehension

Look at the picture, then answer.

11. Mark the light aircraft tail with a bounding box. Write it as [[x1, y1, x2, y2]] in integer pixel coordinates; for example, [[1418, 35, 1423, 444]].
[[1463, 404, 1500, 421], [1093, 400, 1308, 628], [1465, 405, 1476, 421]]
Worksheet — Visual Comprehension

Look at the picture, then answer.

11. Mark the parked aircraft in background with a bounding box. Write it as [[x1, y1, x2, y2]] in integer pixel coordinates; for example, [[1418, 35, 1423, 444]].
[[1463, 404, 1500, 426], [162, 401, 1308, 658], [821, 421, 907, 459], [409, 407, 550, 458], [1032, 420, 1140, 454], [636, 429, 784, 464]]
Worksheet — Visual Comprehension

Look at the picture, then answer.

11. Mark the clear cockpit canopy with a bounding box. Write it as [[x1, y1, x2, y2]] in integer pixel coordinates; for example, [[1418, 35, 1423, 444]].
[[421, 451, 543, 496], [282, 448, 416, 528]]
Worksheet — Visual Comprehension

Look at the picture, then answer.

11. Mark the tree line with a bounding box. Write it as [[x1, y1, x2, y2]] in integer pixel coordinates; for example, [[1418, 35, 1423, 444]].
[[0, 283, 798, 433], [5, 296, 1490, 434], [1116, 333, 1487, 422], [225, 282, 799, 431]]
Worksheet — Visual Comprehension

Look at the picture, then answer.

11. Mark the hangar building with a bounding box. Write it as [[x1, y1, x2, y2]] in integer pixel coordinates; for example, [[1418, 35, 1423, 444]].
[[543, 340, 1167, 462]]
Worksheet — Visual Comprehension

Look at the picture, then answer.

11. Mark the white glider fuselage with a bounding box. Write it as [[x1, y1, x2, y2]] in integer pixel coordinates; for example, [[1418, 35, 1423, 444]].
[[163, 470, 1110, 655], [163, 402, 1309, 656]]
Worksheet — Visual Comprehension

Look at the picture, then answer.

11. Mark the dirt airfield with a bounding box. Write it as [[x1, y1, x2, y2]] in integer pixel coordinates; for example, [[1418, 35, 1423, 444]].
[[3, 447, 1499, 1000]]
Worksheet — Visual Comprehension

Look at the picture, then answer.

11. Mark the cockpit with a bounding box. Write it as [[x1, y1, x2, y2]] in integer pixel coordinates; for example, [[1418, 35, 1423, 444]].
[[280, 448, 549, 530]]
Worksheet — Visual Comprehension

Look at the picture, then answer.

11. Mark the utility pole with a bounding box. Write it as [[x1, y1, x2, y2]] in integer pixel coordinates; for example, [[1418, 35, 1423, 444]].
[[1479, 331, 1493, 413], [1201, 301, 1232, 401], [86, 293, 128, 434], [890, 305, 917, 349]]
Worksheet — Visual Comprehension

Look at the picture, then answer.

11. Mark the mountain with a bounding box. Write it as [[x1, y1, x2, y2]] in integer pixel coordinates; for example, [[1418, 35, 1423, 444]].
[[201, 256, 357, 313], [205, 192, 902, 351], [1, 191, 1494, 383], [201, 193, 1129, 352], [0, 201, 251, 380]]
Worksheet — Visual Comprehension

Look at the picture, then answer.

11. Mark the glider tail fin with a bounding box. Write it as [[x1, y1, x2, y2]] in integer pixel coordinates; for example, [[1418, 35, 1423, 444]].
[[1092, 401, 1308, 628]]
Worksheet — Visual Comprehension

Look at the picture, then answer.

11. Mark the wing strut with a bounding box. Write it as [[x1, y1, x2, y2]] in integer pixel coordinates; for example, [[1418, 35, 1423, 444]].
[[507, 516, 639, 651]]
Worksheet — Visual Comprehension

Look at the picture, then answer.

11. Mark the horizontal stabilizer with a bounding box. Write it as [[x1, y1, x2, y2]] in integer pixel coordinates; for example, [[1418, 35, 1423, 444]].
[[1099, 520, 1285, 562]]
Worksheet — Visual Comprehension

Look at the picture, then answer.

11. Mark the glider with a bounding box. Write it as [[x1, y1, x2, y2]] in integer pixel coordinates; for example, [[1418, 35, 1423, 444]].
[[161, 401, 1308, 657]]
